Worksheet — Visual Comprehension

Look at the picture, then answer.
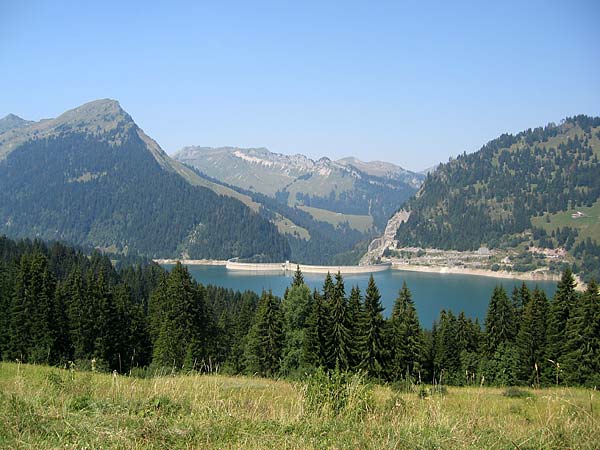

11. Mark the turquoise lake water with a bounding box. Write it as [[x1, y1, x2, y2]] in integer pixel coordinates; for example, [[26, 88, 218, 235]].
[[163, 265, 558, 328]]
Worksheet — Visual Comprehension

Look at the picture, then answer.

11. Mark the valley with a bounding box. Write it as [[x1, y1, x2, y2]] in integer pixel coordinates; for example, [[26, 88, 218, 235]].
[[1, 103, 599, 281], [2, 3, 599, 449]]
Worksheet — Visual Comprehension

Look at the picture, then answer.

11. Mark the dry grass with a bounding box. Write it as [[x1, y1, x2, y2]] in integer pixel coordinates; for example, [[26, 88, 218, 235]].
[[0, 362, 598, 449]]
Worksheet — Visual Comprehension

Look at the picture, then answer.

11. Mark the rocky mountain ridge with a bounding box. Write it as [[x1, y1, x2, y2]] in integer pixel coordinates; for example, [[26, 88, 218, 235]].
[[173, 145, 424, 233]]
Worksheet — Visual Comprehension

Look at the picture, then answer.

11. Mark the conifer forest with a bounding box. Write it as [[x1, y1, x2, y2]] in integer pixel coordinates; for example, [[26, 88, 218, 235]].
[[1, 236, 598, 388]]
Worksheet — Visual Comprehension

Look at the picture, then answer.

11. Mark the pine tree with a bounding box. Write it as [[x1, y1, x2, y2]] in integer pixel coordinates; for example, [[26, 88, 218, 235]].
[[483, 286, 519, 385], [184, 283, 216, 371], [245, 291, 284, 377], [9, 254, 33, 361], [65, 267, 95, 360], [432, 310, 461, 383], [110, 283, 150, 372], [456, 313, 481, 384], [328, 272, 351, 370], [303, 289, 330, 368], [545, 269, 578, 378], [512, 282, 531, 319], [515, 288, 549, 386], [120, 285, 151, 370], [30, 254, 60, 363], [225, 292, 258, 374], [147, 271, 169, 344], [322, 272, 335, 303], [519, 282, 532, 311], [484, 286, 517, 355], [563, 280, 600, 386], [92, 274, 121, 370], [361, 275, 386, 378], [152, 263, 211, 370], [281, 282, 312, 374], [346, 285, 365, 370], [292, 265, 304, 287], [0, 261, 12, 358], [388, 282, 424, 381], [51, 280, 71, 364]]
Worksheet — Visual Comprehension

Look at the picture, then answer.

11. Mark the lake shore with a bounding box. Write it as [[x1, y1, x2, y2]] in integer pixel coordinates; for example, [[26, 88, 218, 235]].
[[391, 262, 559, 281], [154, 258, 584, 290], [391, 263, 585, 290]]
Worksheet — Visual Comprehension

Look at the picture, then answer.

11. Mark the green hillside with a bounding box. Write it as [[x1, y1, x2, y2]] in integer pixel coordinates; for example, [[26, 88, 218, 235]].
[[181, 167, 370, 264], [0, 100, 289, 261], [395, 115, 600, 280], [531, 199, 600, 244], [298, 205, 374, 233]]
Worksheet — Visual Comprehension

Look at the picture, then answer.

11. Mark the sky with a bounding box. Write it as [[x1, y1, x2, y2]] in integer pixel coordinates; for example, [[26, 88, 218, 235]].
[[1, 1, 599, 171]]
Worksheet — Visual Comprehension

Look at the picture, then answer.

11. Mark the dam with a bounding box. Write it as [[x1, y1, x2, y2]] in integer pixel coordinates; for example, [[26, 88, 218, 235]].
[[225, 259, 391, 275]]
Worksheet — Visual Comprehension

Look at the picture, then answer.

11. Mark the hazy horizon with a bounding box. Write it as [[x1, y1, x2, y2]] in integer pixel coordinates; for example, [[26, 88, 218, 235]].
[[1, 1, 598, 172]]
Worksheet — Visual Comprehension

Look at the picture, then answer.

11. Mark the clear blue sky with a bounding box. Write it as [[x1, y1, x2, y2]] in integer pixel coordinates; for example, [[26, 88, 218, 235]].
[[1, 1, 598, 171]]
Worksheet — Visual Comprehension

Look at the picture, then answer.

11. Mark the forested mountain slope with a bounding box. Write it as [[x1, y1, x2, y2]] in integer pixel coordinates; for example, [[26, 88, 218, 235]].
[[180, 166, 369, 264], [393, 115, 600, 280], [0, 100, 289, 261]]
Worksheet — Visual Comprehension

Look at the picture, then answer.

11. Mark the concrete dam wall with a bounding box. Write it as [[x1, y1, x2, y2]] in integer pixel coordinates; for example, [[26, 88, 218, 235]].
[[225, 260, 391, 275]]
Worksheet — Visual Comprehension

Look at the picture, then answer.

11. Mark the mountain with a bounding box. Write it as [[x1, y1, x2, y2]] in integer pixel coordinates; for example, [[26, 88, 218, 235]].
[[418, 163, 440, 175], [0, 114, 34, 134], [174, 146, 424, 232], [337, 156, 421, 185], [378, 115, 600, 281], [0, 100, 289, 261]]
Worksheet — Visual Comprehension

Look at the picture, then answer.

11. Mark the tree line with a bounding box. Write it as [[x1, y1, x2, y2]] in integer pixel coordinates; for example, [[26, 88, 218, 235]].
[[0, 236, 598, 387]]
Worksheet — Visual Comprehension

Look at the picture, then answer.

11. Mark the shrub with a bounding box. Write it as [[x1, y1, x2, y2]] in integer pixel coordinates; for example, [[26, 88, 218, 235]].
[[503, 387, 534, 399], [69, 394, 93, 411], [302, 368, 372, 419], [45, 371, 65, 390]]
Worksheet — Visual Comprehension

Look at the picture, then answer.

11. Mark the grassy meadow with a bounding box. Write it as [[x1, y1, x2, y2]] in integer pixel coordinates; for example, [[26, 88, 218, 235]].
[[531, 199, 600, 244], [298, 205, 374, 233], [0, 362, 598, 449]]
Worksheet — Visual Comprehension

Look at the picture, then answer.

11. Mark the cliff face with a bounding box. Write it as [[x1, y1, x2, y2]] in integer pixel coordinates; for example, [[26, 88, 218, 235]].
[[360, 209, 410, 264]]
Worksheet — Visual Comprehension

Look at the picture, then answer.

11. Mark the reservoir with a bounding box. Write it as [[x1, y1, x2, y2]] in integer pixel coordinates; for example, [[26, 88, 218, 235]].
[[162, 264, 558, 328]]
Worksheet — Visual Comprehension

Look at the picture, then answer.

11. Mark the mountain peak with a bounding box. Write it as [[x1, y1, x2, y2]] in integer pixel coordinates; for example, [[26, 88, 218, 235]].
[[54, 98, 133, 129], [69, 98, 122, 112], [0, 99, 137, 161], [337, 156, 423, 187], [2, 113, 24, 121], [0, 113, 33, 134]]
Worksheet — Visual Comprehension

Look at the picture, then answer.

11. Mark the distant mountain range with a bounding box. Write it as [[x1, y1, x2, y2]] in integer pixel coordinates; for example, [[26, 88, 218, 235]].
[[174, 146, 423, 232]]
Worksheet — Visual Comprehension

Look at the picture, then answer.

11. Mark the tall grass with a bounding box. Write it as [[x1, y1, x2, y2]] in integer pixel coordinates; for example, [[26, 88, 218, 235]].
[[0, 362, 598, 449]]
